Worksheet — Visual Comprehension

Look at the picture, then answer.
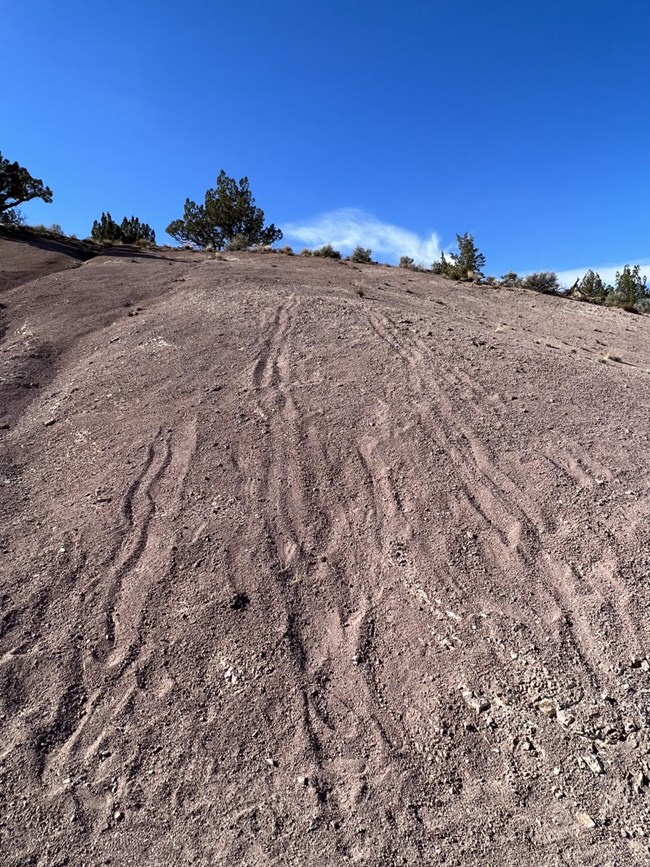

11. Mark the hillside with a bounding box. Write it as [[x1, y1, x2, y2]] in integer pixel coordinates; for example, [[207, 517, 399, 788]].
[[1, 236, 650, 866]]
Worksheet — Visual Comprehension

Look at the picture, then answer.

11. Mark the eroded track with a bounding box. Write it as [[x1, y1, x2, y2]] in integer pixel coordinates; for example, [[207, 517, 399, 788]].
[[2, 243, 650, 865]]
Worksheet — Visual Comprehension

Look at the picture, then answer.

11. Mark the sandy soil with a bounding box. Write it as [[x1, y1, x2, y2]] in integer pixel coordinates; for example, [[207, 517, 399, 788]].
[[2, 237, 650, 866]]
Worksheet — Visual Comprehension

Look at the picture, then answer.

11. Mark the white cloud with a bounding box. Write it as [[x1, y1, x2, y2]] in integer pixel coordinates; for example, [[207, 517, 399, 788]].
[[554, 260, 650, 289], [282, 208, 441, 266]]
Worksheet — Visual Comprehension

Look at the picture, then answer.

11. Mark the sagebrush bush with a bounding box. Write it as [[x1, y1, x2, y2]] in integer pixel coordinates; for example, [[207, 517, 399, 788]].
[[278, 245, 294, 255], [399, 255, 416, 269], [522, 271, 560, 294], [226, 233, 250, 251], [313, 244, 341, 259]]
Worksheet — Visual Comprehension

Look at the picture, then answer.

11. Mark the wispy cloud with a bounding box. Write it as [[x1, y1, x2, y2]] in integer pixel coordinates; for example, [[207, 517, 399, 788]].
[[555, 260, 650, 288], [282, 208, 441, 266]]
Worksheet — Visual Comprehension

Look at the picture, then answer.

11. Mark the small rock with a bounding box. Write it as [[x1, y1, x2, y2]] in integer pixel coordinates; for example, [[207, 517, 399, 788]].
[[297, 775, 309, 787], [266, 757, 277, 768], [229, 592, 249, 611], [462, 688, 490, 713], [557, 709, 575, 727], [576, 812, 596, 829], [537, 698, 557, 718], [583, 754, 605, 775], [635, 771, 648, 792], [113, 809, 124, 822], [44, 418, 56, 427]]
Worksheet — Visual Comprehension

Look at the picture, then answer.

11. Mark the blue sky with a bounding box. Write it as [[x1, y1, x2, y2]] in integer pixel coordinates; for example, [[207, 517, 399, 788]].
[[4, 0, 650, 281]]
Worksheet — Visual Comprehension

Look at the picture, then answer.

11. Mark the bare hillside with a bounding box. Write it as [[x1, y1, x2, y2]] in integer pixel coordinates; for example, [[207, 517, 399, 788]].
[[2, 237, 650, 866]]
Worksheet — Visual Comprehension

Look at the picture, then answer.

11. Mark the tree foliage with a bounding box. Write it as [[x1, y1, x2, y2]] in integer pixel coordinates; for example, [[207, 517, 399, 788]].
[[576, 269, 608, 304], [166, 170, 282, 250], [611, 264, 648, 308], [432, 233, 486, 279], [350, 246, 372, 263], [0, 207, 25, 227], [0, 152, 53, 217], [91, 212, 156, 244]]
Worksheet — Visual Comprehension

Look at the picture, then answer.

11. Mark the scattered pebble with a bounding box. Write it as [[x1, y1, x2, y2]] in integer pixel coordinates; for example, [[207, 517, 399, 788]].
[[576, 812, 596, 829]]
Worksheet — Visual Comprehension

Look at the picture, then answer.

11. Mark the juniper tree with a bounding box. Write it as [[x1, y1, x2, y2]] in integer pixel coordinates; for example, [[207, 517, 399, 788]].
[[0, 152, 53, 220], [91, 212, 156, 244], [166, 170, 282, 250]]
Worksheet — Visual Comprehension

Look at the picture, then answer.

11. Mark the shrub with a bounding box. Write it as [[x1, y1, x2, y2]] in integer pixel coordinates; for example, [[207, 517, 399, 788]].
[[399, 255, 416, 269], [350, 246, 372, 263], [522, 271, 560, 294], [500, 271, 521, 288], [226, 233, 250, 251], [278, 245, 294, 255], [636, 297, 650, 314], [313, 244, 341, 259], [166, 170, 282, 250]]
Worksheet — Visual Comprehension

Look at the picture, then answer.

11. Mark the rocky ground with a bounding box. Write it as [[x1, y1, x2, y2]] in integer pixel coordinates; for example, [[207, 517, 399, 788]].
[[1, 234, 650, 866]]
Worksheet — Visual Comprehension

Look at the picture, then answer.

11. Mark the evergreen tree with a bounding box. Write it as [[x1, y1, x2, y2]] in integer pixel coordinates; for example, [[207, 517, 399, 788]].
[[0, 152, 53, 218], [91, 212, 156, 244], [166, 170, 282, 250], [612, 265, 648, 307], [432, 233, 486, 279], [577, 270, 608, 304]]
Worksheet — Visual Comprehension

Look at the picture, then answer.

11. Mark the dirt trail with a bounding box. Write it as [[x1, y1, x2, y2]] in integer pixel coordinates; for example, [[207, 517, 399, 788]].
[[2, 239, 650, 865]]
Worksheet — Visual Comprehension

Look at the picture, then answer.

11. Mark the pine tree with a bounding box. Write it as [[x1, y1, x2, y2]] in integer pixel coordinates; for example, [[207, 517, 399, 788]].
[[577, 270, 608, 304], [612, 265, 647, 308], [432, 234, 486, 279]]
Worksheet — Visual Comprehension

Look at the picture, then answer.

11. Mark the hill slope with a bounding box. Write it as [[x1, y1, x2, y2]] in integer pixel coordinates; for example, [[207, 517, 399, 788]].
[[2, 239, 650, 866]]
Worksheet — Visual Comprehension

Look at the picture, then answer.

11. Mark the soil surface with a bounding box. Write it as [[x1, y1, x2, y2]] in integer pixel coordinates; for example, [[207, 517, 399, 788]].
[[2, 238, 650, 866]]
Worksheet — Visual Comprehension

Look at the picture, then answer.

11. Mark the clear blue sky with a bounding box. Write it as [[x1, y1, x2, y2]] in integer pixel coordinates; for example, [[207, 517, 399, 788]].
[[4, 0, 650, 281]]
